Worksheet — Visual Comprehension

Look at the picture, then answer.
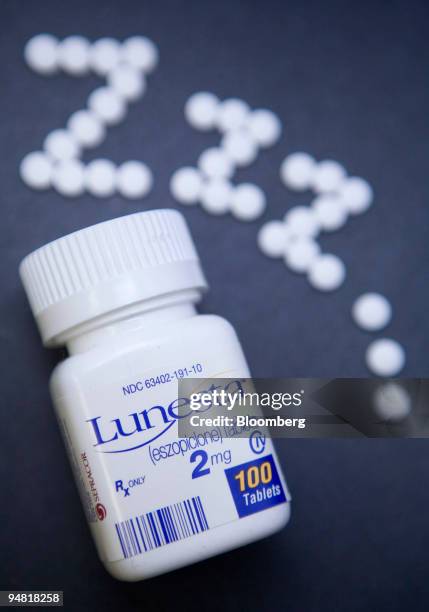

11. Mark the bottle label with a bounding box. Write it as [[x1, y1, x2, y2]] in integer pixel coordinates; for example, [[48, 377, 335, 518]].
[[55, 354, 289, 563]]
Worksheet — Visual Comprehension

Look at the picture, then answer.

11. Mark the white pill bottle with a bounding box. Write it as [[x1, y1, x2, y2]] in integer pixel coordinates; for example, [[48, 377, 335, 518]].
[[20, 209, 290, 581]]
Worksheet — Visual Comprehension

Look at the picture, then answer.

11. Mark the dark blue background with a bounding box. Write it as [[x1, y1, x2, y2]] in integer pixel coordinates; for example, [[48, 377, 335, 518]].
[[1, 1, 428, 610], [225, 454, 287, 517]]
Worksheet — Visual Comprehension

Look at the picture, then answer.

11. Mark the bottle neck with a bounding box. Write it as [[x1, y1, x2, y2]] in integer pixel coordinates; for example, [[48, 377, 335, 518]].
[[62, 289, 201, 355]]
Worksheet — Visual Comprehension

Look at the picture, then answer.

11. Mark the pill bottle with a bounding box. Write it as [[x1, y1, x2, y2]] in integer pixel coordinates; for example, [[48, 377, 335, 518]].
[[19, 209, 290, 581]]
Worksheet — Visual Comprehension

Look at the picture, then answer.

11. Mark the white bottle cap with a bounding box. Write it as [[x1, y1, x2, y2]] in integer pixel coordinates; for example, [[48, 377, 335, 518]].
[[19, 210, 208, 347]]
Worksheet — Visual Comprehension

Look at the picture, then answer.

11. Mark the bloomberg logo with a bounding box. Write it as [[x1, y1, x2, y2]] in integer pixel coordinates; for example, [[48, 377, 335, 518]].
[[87, 380, 245, 454]]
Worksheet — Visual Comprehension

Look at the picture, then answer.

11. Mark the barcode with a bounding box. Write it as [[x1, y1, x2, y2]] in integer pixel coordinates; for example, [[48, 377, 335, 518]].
[[115, 496, 209, 558]]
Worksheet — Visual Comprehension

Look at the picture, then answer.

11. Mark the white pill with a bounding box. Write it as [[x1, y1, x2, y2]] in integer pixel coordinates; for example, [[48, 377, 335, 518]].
[[84, 159, 117, 197], [366, 339, 405, 377], [200, 179, 232, 215], [280, 152, 316, 191], [107, 64, 146, 102], [198, 147, 234, 179], [170, 167, 203, 204], [284, 206, 319, 238], [339, 176, 373, 215], [257, 221, 292, 258], [247, 109, 282, 148], [308, 254, 346, 291], [116, 161, 153, 199], [67, 110, 105, 148], [19, 151, 53, 190], [24, 34, 58, 75], [284, 238, 320, 273], [89, 38, 121, 75], [217, 98, 250, 132], [312, 194, 348, 231], [88, 87, 126, 125], [44, 129, 80, 161], [373, 382, 411, 422], [312, 160, 346, 193], [221, 130, 258, 166], [121, 36, 159, 73], [184, 92, 220, 131], [230, 183, 266, 221], [52, 159, 85, 197], [352, 293, 392, 331], [57, 36, 90, 75]]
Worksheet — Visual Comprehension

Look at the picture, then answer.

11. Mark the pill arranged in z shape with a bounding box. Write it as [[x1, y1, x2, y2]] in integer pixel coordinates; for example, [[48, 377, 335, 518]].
[[22, 34, 161, 200]]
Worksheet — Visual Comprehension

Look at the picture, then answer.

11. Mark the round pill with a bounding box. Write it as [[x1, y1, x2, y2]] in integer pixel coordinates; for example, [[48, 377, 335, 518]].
[[184, 92, 220, 131], [57, 35, 90, 75], [217, 98, 250, 132], [373, 382, 411, 422], [257, 221, 292, 258], [280, 152, 316, 191], [52, 159, 85, 197], [308, 254, 346, 291], [84, 159, 117, 197], [284, 206, 319, 238], [312, 194, 348, 231], [221, 130, 258, 166], [19, 151, 53, 190], [198, 147, 234, 179], [200, 179, 232, 215], [67, 110, 105, 148], [365, 338, 405, 377], [339, 176, 373, 215], [312, 160, 346, 193], [284, 238, 320, 273], [88, 87, 126, 125], [121, 36, 159, 73], [247, 109, 282, 148], [89, 38, 121, 75], [24, 34, 59, 75], [230, 183, 266, 221], [44, 129, 80, 161], [170, 167, 203, 204], [116, 161, 153, 199], [352, 293, 392, 331], [107, 64, 146, 102]]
